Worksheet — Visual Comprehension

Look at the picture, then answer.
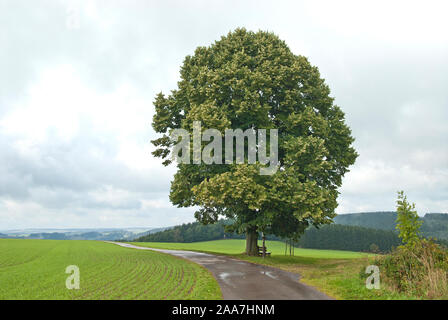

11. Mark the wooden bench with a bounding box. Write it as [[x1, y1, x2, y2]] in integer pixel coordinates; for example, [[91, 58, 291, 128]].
[[257, 246, 271, 257]]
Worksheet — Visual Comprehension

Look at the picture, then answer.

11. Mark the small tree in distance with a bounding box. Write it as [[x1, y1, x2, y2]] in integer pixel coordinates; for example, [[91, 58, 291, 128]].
[[369, 243, 380, 254], [395, 191, 422, 247]]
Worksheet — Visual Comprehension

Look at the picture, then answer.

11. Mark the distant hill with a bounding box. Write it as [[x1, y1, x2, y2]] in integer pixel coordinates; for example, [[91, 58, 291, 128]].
[[421, 213, 448, 240], [298, 224, 402, 253], [334, 212, 448, 240], [334, 211, 397, 230], [0, 227, 170, 241]]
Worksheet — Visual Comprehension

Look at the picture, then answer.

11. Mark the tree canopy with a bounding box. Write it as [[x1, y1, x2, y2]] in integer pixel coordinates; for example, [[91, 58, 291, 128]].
[[151, 28, 358, 255]]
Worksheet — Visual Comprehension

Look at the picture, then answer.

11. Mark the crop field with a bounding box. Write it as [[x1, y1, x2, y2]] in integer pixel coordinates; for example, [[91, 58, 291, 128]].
[[129, 239, 370, 259], [0, 239, 221, 300]]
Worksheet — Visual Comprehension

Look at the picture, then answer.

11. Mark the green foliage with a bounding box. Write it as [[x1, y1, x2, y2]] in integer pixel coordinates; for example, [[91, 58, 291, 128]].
[[373, 193, 448, 299], [376, 238, 448, 298], [151, 28, 358, 249], [0, 239, 221, 300], [396, 191, 422, 247]]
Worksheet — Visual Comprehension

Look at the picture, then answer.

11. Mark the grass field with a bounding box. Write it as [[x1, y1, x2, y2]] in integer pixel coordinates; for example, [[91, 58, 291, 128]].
[[130, 239, 415, 300], [0, 239, 221, 300], [130, 239, 369, 259]]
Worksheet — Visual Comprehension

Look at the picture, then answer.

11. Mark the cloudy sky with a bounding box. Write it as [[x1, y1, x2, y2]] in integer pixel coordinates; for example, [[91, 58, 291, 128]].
[[1, 0, 447, 229]]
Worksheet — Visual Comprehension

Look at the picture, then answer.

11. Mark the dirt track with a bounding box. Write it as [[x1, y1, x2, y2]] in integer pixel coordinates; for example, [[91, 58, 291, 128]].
[[108, 241, 332, 300]]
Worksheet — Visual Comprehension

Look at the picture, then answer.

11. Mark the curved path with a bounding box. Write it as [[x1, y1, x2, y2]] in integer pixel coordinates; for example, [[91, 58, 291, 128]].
[[108, 241, 331, 300]]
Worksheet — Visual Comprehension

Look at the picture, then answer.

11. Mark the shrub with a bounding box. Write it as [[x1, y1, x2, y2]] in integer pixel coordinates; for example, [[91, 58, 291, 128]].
[[376, 238, 448, 298]]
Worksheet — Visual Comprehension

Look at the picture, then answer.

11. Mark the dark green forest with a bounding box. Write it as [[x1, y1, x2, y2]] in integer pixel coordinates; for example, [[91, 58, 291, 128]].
[[298, 224, 401, 252], [334, 211, 448, 240], [420, 213, 448, 240], [134, 220, 245, 243], [334, 211, 398, 230]]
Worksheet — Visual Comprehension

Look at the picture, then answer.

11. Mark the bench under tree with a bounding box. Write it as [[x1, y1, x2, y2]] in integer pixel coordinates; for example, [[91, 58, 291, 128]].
[[258, 232, 271, 257]]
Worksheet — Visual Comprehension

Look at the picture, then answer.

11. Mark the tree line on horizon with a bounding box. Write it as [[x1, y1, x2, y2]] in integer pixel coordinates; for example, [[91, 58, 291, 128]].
[[333, 211, 448, 240], [133, 219, 402, 253]]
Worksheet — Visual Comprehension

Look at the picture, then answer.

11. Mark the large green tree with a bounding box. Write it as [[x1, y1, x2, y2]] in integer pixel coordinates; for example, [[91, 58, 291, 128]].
[[152, 28, 358, 255]]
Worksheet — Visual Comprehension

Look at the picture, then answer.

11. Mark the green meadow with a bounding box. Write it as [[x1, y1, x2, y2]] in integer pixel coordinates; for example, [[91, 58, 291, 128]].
[[0, 239, 221, 300], [130, 239, 368, 259]]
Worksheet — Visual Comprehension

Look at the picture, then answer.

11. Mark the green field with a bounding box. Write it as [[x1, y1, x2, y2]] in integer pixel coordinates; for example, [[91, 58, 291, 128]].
[[130, 239, 369, 259], [129, 239, 414, 300], [0, 239, 221, 300]]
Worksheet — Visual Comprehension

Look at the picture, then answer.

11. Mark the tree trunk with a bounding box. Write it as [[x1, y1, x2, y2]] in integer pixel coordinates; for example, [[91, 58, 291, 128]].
[[245, 227, 259, 256]]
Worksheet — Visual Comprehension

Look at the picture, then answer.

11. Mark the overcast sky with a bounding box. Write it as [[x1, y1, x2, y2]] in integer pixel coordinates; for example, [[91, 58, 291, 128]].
[[1, 0, 447, 229]]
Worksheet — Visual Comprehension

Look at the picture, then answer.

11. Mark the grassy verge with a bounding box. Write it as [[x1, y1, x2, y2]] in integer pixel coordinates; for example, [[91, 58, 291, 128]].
[[130, 239, 416, 300], [232, 254, 415, 300], [0, 239, 221, 300]]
